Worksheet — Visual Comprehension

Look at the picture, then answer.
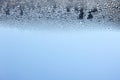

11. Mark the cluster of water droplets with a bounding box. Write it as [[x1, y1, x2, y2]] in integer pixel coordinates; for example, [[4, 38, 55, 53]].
[[0, 0, 120, 23]]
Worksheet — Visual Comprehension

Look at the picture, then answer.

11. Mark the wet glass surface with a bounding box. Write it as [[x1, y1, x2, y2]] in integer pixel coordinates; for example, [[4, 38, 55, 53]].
[[0, 0, 120, 80]]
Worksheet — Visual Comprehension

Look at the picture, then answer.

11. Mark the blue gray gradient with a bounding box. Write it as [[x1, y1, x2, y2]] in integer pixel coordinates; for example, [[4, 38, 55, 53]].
[[0, 0, 120, 80], [0, 27, 120, 80]]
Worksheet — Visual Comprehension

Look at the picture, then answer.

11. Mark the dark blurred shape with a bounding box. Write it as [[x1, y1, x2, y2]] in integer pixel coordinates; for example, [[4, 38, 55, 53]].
[[66, 6, 71, 12], [87, 12, 93, 19], [78, 8, 84, 19], [91, 8, 98, 13]]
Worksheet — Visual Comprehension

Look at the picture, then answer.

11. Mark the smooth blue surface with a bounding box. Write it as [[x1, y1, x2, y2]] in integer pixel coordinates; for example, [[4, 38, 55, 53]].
[[0, 27, 120, 80]]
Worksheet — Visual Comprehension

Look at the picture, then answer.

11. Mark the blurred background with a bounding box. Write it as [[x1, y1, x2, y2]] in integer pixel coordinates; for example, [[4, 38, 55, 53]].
[[0, 25, 120, 80], [0, 0, 120, 80]]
